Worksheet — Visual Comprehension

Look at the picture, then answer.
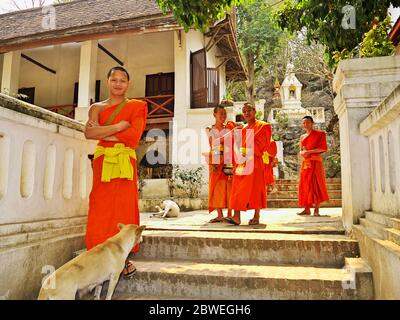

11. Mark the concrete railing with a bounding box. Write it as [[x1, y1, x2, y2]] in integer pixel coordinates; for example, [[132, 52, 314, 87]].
[[333, 55, 400, 232], [333, 55, 400, 299], [359, 84, 400, 216], [268, 107, 325, 125], [0, 93, 96, 299]]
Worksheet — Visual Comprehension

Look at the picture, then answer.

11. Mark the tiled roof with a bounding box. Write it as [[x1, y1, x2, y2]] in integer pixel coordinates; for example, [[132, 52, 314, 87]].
[[0, 0, 178, 52]]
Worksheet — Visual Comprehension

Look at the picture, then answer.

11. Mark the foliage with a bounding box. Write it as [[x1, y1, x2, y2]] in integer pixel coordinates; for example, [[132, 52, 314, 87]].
[[275, 111, 289, 129], [173, 166, 205, 198], [255, 110, 263, 120], [156, 0, 249, 32], [137, 166, 147, 196], [237, 0, 287, 103], [359, 16, 395, 58], [275, 0, 399, 67], [324, 153, 341, 178], [225, 81, 247, 101], [272, 133, 281, 141]]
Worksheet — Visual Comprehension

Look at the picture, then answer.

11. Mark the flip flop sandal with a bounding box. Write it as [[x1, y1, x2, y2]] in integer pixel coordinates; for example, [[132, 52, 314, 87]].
[[209, 217, 224, 223], [227, 217, 240, 226], [123, 261, 137, 279], [297, 212, 311, 216], [248, 219, 260, 225]]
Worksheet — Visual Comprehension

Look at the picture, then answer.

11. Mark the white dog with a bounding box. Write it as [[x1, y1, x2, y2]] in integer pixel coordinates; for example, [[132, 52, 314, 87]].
[[152, 200, 180, 219], [37, 224, 146, 300]]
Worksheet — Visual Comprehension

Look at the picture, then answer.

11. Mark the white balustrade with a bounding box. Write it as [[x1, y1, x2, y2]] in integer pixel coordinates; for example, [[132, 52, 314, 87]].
[[0, 93, 96, 225], [360, 83, 400, 216]]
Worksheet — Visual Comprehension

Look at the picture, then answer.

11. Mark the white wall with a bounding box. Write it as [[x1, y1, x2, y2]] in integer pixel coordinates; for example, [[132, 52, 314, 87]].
[[17, 31, 175, 108], [98, 32, 175, 100]]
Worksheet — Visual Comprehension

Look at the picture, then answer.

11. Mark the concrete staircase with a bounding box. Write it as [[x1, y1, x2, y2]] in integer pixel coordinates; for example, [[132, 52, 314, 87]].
[[357, 211, 400, 246], [268, 178, 342, 208], [352, 211, 400, 299], [102, 228, 374, 300]]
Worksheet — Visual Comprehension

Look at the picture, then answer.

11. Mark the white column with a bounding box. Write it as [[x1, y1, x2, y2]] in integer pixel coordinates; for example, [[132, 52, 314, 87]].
[[172, 30, 188, 165], [1, 51, 21, 96], [333, 55, 400, 232], [75, 40, 98, 123], [173, 30, 188, 128]]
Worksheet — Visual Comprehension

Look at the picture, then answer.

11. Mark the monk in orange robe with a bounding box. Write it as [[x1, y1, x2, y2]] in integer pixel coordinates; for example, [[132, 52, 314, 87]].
[[84, 66, 147, 277], [205, 106, 235, 222], [227, 103, 276, 226], [297, 116, 329, 217]]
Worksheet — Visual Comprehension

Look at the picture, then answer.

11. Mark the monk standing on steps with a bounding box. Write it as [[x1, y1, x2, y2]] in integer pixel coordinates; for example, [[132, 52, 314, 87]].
[[297, 116, 329, 217], [227, 102, 277, 226], [205, 106, 235, 223], [84, 66, 147, 278]]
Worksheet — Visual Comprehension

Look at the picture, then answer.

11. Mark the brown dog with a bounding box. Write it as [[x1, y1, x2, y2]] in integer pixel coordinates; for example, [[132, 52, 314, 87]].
[[38, 224, 145, 300]]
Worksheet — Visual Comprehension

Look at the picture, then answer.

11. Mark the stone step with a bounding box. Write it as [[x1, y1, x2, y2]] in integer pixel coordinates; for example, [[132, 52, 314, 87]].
[[0, 225, 85, 250], [268, 190, 342, 200], [114, 258, 373, 300], [359, 218, 388, 239], [267, 199, 342, 208], [275, 184, 342, 192], [136, 230, 359, 268], [387, 228, 400, 247], [275, 178, 341, 184], [365, 211, 400, 230], [365, 211, 396, 228], [392, 218, 400, 230]]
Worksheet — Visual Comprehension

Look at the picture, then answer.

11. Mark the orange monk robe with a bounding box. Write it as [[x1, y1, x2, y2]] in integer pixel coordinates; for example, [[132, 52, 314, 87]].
[[207, 121, 235, 212], [229, 120, 276, 211], [298, 130, 329, 207], [264, 140, 277, 186], [85, 99, 148, 253]]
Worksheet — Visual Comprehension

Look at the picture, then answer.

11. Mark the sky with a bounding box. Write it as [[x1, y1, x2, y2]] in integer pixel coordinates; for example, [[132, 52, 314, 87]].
[[0, 0, 399, 23], [0, 0, 55, 13]]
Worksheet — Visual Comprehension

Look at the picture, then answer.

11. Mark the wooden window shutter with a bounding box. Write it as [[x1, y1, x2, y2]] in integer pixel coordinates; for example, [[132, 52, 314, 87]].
[[190, 49, 207, 108]]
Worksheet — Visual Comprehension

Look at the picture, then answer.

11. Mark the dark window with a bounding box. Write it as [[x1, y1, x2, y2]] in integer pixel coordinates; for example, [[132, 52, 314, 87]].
[[74, 80, 101, 105], [18, 87, 35, 104], [190, 49, 207, 108], [146, 73, 174, 96], [207, 68, 219, 106], [145, 73, 175, 117]]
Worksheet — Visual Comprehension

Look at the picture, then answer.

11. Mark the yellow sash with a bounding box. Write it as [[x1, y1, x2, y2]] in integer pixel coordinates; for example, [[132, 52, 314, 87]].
[[94, 143, 137, 182], [262, 151, 271, 165], [301, 154, 322, 170]]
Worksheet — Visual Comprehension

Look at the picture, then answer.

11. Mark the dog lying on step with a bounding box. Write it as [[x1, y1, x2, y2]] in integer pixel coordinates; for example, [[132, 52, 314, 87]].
[[37, 223, 146, 300], [151, 200, 180, 219]]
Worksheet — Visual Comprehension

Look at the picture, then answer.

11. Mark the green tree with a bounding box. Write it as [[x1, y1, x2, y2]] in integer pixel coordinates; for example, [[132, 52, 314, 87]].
[[237, 0, 286, 104], [156, 0, 248, 31], [275, 0, 399, 67]]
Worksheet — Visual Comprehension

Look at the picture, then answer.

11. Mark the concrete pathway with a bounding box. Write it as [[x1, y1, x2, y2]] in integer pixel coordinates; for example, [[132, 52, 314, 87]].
[[140, 207, 344, 234]]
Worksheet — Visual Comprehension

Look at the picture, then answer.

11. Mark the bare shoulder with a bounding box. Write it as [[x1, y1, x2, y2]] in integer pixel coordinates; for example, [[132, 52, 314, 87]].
[[88, 101, 107, 113], [129, 99, 147, 107]]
